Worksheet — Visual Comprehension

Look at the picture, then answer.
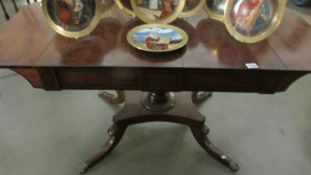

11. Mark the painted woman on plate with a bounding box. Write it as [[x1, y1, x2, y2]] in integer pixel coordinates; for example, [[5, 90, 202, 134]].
[[160, 1, 173, 19], [57, 1, 70, 28], [71, 0, 85, 25], [234, 0, 269, 35], [56, 0, 93, 29]]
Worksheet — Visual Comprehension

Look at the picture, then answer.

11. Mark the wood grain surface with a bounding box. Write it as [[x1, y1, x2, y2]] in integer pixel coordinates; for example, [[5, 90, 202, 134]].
[[0, 4, 310, 93]]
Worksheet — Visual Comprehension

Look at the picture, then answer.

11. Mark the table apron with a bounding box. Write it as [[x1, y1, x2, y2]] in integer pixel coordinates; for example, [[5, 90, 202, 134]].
[[11, 68, 307, 94]]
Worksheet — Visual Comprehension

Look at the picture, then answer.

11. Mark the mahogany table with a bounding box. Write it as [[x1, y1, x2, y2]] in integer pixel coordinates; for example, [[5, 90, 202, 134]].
[[1, 4, 311, 174]]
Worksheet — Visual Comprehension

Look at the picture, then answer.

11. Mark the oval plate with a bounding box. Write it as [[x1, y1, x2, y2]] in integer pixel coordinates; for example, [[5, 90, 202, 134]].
[[127, 24, 188, 52], [42, 0, 101, 39], [224, 0, 287, 43], [180, 0, 206, 18], [130, 0, 186, 24]]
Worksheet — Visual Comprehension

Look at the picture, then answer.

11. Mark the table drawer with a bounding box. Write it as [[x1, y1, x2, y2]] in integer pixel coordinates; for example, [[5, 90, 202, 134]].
[[183, 71, 263, 92], [57, 69, 137, 89], [141, 70, 180, 91]]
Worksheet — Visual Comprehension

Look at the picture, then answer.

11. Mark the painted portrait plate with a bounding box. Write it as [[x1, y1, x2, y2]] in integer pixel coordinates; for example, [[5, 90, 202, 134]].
[[100, 0, 117, 18], [127, 24, 188, 52], [116, 0, 136, 17], [42, 0, 101, 39], [180, 0, 206, 18], [204, 0, 227, 21], [224, 0, 287, 43], [130, 0, 186, 24]]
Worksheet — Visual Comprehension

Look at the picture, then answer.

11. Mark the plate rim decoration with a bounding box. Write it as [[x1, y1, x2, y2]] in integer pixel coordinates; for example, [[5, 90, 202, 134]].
[[130, 0, 186, 24], [224, 0, 287, 43], [115, 0, 136, 17], [42, 0, 101, 39], [127, 23, 189, 52], [204, 0, 227, 22], [180, 0, 206, 18], [100, 0, 117, 18]]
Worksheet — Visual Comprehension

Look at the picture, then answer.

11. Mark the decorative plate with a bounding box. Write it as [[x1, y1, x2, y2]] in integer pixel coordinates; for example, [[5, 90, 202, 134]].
[[180, 0, 206, 18], [130, 0, 186, 24], [127, 24, 188, 52], [42, 0, 101, 39], [204, 0, 227, 21], [224, 0, 287, 43], [100, 0, 117, 18], [116, 0, 136, 17]]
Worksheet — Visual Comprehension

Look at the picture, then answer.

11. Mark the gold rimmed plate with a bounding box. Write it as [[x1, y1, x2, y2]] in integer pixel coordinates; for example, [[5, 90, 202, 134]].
[[127, 24, 188, 52], [224, 0, 287, 43], [42, 0, 101, 39], [100, 0, 117, 18], [180, 0, 206, 18], [204, 0, 227, 21], [116, 0, 136, 17], [130, 0, 186, 24]]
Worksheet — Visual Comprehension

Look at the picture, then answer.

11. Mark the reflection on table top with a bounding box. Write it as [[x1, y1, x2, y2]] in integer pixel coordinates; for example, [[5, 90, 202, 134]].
[[0, 4, 311, 71]]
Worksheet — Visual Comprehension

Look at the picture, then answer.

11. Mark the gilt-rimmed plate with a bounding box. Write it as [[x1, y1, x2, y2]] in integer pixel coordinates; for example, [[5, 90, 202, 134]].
[[127, 24, 188, 52], [204, 0, 227, 21], [116, 0, 136, 17], [42, 0, 101, 39], [130, 0, 186, 24], [224, 0, 287, 43], [180, 0, 206, 18]]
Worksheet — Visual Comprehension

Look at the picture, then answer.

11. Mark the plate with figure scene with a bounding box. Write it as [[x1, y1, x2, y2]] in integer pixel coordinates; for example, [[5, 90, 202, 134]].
[[127, 24, 188, 52], [130, 0, 186, 24], [224, 0, 287, 43], [42, 0, 101, 38]]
